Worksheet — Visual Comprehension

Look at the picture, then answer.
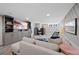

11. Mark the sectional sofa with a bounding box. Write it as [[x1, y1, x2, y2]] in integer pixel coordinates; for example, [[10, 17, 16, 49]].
[[11, 37, 64, 55]]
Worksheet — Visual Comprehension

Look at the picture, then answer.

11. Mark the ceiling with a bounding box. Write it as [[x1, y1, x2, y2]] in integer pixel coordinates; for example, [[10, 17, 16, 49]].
[[0, 3, 74, 24]]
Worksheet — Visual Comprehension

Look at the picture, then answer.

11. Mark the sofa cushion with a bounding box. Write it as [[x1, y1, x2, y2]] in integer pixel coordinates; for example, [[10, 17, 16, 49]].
[[36, 40, 59, 51], [22, 37, 36, 44], [20, 41, 64, 55], [48, 38, 62, 45]]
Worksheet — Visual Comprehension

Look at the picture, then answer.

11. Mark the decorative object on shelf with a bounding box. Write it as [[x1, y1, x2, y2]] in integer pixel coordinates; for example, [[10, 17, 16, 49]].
[[39, 26, 45, 35], [34, 26, 45, 35]]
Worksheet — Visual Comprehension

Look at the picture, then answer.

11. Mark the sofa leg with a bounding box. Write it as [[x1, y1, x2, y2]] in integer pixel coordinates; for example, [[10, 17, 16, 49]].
[[12, 52, 17, 55], [59, 48, 62, 52]]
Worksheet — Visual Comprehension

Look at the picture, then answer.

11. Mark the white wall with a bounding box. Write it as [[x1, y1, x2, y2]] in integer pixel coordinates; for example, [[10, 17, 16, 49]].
[[60, 4, 79, 48], [0, 16, 3, 45]]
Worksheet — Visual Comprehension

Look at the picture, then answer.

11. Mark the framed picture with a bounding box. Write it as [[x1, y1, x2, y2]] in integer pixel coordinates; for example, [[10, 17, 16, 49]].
[[65, 18, 77, 35]]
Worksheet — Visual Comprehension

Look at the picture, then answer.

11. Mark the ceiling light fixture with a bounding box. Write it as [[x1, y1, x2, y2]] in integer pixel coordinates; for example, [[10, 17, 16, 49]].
[[46, 13, 50, 16], [26, 17, 29, 20]]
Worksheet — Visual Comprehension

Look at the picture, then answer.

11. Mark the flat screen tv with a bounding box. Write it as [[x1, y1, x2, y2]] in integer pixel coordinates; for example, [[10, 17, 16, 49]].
[[65, 18, 77, 35], [14, 21, 31, 31]]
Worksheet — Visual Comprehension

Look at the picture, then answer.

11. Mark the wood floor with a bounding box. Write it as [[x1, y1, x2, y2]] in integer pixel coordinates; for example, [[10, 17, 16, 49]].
[[0, 45, 12, 55]]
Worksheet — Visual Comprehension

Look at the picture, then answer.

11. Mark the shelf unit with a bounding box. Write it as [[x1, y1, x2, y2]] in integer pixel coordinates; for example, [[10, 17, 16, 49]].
[[5, 15, 14, 32], [0, 15, 31, 46], [0, 15, 14, 46]]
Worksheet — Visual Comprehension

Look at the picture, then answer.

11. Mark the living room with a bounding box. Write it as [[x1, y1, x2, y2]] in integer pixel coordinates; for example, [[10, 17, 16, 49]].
[[0, 3, 79, 55]]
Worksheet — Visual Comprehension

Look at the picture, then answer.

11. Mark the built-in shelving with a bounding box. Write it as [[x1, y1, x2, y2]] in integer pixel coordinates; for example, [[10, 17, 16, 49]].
[[5, 15, 14, 32]]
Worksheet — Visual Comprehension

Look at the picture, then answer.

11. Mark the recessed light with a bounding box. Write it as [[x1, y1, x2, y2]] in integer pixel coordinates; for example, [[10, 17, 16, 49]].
[[26, 17, 29, 20], [46, 13, 50, 16]]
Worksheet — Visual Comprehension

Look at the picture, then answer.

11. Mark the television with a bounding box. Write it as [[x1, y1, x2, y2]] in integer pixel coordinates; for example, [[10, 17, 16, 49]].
[[14, 20, 31, 31], [65, 18, 77, 35]]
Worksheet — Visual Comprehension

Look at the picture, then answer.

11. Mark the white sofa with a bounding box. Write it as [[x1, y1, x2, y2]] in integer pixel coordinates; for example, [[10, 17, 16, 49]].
[[11, 37, 64, 55]]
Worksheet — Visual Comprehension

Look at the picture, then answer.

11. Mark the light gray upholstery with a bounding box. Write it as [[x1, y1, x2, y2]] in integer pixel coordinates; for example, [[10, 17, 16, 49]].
[[11, 37, 64, 55], [36, 40, 59, 51], [20, 41, 63, 55]]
